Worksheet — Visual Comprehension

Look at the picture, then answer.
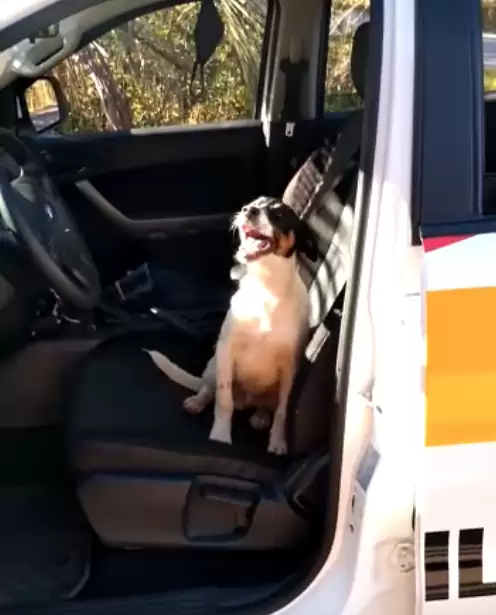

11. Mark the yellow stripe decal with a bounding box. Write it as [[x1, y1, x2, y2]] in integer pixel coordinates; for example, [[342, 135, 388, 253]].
[[426, 286, 496, 446]]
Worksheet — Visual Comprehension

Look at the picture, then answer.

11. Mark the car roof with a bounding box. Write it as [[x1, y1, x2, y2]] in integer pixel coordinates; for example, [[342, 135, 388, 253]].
[[0, 0, 164, 89], [0, 0, 105, 46]]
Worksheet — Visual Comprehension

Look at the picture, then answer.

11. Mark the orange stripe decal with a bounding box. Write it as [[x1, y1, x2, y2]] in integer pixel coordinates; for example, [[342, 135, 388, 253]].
[[426, 286, 496, 446]]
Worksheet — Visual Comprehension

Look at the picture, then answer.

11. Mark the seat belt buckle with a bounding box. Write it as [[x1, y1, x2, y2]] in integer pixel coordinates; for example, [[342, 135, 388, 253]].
[[285, 122, 295, 138], [283, 452, 330, 514]]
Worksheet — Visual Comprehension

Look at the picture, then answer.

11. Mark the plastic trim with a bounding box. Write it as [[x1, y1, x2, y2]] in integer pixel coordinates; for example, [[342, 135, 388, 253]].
[[412, 0, 485, 234]]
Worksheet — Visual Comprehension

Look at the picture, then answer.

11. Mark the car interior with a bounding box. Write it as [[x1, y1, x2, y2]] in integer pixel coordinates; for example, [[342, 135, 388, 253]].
[[483, 95, 496, 211], [0, 0, 377, 611]]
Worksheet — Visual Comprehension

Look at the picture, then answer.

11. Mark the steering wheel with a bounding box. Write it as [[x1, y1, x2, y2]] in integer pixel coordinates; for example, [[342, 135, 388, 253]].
[[0, 129, 100, 309]]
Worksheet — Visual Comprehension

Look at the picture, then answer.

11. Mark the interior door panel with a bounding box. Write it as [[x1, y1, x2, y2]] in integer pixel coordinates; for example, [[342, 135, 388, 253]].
[[24, 113, 350, 286], [27, 120, 267, 285]]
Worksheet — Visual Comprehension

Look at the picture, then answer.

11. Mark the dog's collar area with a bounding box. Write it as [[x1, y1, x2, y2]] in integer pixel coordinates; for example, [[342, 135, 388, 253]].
[[230, 263, 246, 280]]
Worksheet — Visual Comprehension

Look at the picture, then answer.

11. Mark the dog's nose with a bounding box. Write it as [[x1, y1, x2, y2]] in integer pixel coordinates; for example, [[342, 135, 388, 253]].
[[243, 205, 259, 220]]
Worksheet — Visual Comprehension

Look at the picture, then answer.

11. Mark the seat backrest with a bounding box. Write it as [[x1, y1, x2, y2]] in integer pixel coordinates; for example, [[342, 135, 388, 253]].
[[286, 21, 370, 455], [287, 187, 352, 455], [286, 22, 368, 324]]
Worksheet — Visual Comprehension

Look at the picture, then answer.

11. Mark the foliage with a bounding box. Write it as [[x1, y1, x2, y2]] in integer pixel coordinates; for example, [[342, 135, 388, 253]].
[[484, 0, 496, 91], [27, 0, 369, 133], [325, 0, 369, 112]]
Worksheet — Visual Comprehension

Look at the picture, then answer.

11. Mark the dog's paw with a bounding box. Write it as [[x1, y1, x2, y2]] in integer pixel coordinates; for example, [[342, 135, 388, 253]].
[[209, 419, 232, 445], [268, 432, 287, 455], [250, 409, 271, 431], [183, 395, 207, 414]]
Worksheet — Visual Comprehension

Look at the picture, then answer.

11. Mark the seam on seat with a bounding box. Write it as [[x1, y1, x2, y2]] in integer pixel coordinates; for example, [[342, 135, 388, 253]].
[[72, 439, 286, 484]]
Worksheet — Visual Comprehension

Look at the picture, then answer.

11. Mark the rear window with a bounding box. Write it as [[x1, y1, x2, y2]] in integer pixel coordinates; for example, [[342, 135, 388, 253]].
[[325, 1, 369, 112], [483, 1, 496, 91]]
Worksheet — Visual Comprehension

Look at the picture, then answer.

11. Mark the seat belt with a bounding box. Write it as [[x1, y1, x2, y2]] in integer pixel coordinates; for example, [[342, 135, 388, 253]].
[[278, 57, 308, 191], [282, 292, 347, 513], [304, 109, 364, 215], [280, 120, 363, 500], [280, 57, 307, 133], [281, 112, 365, 501]]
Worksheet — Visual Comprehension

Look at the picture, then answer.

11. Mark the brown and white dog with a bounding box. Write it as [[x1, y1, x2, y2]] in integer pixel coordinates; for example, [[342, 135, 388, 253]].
[[146, 197, 317, 455]]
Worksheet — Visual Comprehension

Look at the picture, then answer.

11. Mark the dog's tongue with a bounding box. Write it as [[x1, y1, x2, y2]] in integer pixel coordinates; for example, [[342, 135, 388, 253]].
[[245, 235, 264, 251], [241, 226, 272, 258]]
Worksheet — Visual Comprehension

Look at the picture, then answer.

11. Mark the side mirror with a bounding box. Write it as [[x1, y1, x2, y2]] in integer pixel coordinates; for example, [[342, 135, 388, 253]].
[[21, 75, 67, 134]]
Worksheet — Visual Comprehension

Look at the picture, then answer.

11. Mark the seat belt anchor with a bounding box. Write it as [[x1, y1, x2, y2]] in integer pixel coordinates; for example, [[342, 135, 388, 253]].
[[285, 122, 295, 138]]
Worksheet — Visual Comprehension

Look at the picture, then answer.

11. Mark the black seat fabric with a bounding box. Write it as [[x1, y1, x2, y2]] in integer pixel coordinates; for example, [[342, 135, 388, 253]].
[[67, 330, 306, 550], [67, 23, 369, 551], [69, 335, 286, 483]]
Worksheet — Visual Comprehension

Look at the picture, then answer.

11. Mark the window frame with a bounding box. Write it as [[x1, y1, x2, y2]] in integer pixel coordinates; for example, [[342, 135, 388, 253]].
[[255, 0, 279, 118], [315, 0, 332, 117], [413, 0, 485, 241]]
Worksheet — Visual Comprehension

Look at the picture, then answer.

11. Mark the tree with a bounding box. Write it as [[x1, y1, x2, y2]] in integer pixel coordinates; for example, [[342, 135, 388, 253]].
[[325, 0, 369, 112], [483, 0, 496, 91]]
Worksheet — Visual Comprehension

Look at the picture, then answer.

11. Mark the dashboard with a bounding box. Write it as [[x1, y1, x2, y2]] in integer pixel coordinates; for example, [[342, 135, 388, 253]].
[[0, 274, 14, 313], [0, 148, 20, 179], [0, 144, 52, 352]]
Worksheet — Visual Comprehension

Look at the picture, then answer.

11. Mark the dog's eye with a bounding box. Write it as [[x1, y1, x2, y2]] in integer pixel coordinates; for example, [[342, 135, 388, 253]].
[[270, 206, 283, 218]]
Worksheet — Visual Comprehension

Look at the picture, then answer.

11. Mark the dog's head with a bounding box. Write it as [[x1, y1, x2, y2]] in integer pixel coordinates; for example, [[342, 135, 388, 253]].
[[233, 197, 318, 264]]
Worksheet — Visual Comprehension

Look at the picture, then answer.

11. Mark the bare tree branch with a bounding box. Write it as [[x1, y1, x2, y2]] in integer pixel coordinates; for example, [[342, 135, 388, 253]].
[[133, 33, 189, 72], [76, 42, 133, 131]]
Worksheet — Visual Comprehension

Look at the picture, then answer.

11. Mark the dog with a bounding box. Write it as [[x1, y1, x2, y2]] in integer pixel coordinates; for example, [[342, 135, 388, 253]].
[[146, 196, 318, 455]]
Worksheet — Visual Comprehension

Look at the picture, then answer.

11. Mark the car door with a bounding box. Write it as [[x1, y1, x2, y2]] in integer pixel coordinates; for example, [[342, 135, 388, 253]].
[[416, 0, 496, 610], [19, 0, 271, 288]]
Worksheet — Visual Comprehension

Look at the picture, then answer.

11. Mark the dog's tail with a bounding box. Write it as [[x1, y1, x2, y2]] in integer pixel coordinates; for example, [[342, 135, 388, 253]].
[[143, 349, 201, 391]]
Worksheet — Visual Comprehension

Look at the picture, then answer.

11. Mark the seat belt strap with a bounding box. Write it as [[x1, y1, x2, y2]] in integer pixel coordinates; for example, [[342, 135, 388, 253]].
[[279, 58, 308, 184], [308, 109, 364, 212]]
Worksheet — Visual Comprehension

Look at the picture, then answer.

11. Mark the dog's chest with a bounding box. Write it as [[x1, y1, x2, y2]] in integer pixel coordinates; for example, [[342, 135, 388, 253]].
[[230, 323, 296, 396], [230, 284, 305, 342], [231, 313, 296, 349], [228, 282, 308, 387]]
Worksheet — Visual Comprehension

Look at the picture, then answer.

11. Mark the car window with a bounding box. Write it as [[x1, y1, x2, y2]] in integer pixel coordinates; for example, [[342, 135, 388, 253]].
[[40, 0, 267, 134], [483, 1, 496, 91], [325, 0, 369, 113]]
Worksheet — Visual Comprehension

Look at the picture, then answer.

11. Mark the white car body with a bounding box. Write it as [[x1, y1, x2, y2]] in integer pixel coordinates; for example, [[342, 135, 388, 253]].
[[0, 0, 493, 614]]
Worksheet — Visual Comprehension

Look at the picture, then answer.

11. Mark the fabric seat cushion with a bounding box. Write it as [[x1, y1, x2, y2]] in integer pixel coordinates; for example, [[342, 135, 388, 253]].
[[68, 334, 288, 485]]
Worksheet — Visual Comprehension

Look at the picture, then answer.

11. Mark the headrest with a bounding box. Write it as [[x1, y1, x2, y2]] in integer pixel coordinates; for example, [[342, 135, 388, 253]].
[[350, 21, 370, 100]]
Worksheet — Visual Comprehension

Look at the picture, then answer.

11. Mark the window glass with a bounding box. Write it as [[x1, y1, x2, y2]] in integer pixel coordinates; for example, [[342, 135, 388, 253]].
[[325, 0, 369, 113], [482, 0, 496, 215], [483, 1, 496, 91], [24, 79, 60, 132], [43, 0, 267, 133]]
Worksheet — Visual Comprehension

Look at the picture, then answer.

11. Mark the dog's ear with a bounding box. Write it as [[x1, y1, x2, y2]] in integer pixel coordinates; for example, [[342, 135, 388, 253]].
[[295, 219, 319, 262]]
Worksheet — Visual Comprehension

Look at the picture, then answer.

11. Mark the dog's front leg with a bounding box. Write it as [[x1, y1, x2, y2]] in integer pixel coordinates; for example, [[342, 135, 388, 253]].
[[209, 344, 234, 445], [268, 360, 295, 455], [183, 356, 216, 414]]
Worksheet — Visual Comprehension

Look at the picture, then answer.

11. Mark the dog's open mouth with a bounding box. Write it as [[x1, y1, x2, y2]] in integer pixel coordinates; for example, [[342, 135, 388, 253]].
[[241, 226, 273, 259]]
